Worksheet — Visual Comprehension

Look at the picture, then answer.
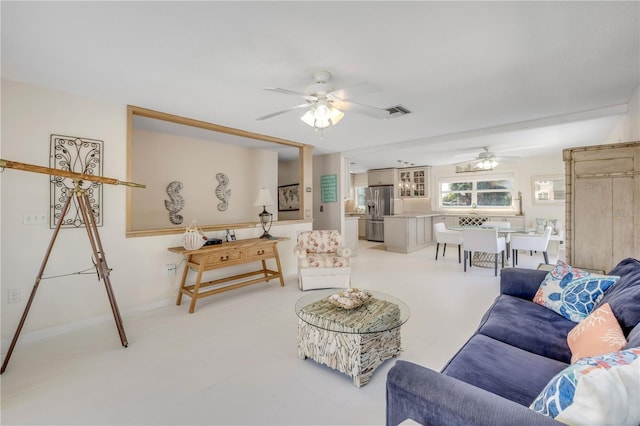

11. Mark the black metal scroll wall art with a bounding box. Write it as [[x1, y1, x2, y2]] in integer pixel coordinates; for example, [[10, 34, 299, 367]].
[[50, 135, 103, 228]]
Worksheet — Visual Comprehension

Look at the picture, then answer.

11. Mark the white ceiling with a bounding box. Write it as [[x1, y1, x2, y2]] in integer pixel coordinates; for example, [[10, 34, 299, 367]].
[[2, 1, 639, 172]]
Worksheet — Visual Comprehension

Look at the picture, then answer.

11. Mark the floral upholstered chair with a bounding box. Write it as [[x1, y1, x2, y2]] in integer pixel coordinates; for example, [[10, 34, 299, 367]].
[[293, 230, 352, 290]]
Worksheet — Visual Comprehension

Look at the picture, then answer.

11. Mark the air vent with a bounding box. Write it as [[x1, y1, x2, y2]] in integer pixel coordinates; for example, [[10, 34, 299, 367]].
[[385, 105, 412, 118]]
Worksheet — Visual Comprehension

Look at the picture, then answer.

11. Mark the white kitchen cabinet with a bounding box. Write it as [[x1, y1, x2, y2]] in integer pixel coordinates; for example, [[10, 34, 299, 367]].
[[344, 216, 359, 255], [384, 215, 435, 253], [347, 213, 366, 239], [416, 216, 425, 245], [358, 216, 366, 238], [397, 167, 430, 198], [423, 216, 433, 242], [368, 168, 396, 186]]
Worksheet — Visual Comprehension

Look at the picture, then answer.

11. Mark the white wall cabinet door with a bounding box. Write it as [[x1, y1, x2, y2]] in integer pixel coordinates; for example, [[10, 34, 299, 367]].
[[368, 169, 396, 186], [397, 167, 430, 198]]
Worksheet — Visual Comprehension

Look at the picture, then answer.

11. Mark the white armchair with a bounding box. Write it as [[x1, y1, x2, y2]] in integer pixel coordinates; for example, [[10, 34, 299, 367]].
[[462, 228, 506, 276], [511, 226, 553, 265], [433, 222, 463, 263], [293, 230, 352, 291]]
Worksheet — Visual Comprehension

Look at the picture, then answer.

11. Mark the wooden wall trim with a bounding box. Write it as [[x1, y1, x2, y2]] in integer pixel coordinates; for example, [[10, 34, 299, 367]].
[[126, 105, 314, 237]]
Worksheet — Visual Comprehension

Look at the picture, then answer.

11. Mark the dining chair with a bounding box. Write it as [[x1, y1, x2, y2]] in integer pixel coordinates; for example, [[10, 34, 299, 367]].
[[483, 221, 512, 258], [462, 228, 506, 276], [433, 222, 463, 263], [510, 226, 553, 266]]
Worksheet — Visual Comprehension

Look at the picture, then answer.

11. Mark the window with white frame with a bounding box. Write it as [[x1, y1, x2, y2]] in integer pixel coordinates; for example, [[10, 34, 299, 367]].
[[440, 175, 514, 209]]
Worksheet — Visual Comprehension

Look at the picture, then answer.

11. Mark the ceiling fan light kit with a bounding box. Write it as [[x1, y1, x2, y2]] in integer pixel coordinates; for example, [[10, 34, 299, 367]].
[[476, 159, 498, 170], [300, 100, 345, 129]]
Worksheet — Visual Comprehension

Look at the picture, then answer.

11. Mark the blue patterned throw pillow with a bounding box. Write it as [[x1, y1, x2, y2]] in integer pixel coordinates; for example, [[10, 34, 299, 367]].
[[530, 348, 640, 424], [533, 260, 620, 322]]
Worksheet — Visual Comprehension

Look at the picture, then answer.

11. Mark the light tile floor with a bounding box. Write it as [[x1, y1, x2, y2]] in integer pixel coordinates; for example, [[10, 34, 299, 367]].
[[0, 241, 552, 425]]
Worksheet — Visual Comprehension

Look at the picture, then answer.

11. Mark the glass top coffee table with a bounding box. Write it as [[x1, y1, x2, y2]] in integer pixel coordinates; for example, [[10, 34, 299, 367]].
[[295, 289, 410, 387]]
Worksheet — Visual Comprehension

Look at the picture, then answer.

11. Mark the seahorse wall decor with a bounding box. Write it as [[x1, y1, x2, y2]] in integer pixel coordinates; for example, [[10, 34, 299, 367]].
[[215, 173, 231, 211], [165, 181, 185, 225]]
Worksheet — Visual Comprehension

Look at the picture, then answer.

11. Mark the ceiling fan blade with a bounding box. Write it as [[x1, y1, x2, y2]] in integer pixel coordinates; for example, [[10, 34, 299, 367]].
[[334, 99, 390, 119], [264, 87, 317, 102], [452, 158, 478, 166], [327, 81, 379, 101], [453, 152, 479, 159], [256, 103, 310, 121], [264, 87, 305, 96], [494, 144, 545, 153]]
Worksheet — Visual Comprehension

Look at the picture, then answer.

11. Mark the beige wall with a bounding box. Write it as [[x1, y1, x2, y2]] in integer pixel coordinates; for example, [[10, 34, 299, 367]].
[[312, 153, 345, 232], [131, 128, 277, 230], [1, 79, 309, 343]]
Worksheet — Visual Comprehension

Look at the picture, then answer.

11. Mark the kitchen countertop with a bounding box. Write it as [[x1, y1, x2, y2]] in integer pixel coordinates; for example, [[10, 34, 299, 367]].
[[434, 213, 524, 217], [383, 213, 439, 218], [351, 212, 523, 218]]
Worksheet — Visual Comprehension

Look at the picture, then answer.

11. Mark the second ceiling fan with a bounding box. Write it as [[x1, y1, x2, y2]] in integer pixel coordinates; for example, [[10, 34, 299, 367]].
[[453, 146, 520, 171]]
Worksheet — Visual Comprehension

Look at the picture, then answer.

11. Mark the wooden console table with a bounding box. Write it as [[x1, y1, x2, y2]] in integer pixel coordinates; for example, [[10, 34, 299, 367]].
[[168, 238, 285, 313]]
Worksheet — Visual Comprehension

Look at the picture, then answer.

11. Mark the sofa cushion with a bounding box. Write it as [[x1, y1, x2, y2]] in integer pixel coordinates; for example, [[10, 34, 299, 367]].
[[530, 348, 640, 424], [442, 334, 568, 407], [500, 267, 549, 300], [625, 323, 640, 349], [298, 253, 351, 268], [477, 295, 574, 363], [567, 303, 626, 363], [597, 257, 640, 333], [296, 230, 343, 254], [533, 260, 620, 323]]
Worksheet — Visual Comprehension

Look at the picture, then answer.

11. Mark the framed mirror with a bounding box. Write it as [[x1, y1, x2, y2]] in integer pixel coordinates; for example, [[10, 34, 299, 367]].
[[126, 106, 311, 237], [532, 175, 565, 204]]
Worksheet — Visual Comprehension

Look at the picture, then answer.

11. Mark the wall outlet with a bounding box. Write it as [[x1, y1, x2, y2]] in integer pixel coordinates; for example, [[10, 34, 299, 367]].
[[8, 289, 20, 304], [23, 212, 47, 225], [165, 264, 177, 275]]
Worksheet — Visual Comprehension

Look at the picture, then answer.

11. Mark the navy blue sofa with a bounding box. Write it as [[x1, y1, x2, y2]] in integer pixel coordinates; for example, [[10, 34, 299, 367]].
[[386, 258, 640, 426]]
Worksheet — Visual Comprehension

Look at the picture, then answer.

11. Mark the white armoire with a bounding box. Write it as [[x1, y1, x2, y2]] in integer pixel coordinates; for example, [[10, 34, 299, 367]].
[[564, 141, 640, 272]]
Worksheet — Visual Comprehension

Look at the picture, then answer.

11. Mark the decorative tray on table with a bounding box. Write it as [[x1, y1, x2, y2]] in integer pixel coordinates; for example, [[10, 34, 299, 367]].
[[326, 288, 373, 309]]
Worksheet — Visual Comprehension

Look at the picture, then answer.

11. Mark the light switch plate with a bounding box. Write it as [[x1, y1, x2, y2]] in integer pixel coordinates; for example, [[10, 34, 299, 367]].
[[23, 212, 47, 225]]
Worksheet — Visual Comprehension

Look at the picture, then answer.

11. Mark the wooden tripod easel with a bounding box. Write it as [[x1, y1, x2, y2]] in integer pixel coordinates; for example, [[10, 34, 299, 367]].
[[0, 159, 145, 374]]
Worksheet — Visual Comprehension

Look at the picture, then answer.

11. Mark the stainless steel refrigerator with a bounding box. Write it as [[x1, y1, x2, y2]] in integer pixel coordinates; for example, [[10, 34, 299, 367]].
[[365, 185, 394, 242]]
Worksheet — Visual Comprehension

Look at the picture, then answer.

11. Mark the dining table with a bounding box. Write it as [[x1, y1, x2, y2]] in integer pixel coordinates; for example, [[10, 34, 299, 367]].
[[448, 225, 536, 268]]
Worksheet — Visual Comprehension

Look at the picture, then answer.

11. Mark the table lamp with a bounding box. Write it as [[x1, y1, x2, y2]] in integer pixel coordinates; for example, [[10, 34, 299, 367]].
[[253, 187, 275, 239]]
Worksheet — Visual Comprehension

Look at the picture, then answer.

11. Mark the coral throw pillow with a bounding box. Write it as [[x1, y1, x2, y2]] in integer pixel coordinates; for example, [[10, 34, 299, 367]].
[[567, 303, 627, 363]]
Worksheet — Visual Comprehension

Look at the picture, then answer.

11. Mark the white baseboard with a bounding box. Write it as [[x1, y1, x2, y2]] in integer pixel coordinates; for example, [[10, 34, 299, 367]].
[[1, 298, 173, 353]]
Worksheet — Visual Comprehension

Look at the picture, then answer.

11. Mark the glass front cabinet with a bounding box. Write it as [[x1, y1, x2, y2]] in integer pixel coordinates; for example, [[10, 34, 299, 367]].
[[398, 167, 430, 198]]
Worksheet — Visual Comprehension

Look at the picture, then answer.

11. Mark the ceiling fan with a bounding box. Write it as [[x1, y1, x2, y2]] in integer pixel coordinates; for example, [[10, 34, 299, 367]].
[[256, 70, 390, 130], [453, 146, 519, 171]]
